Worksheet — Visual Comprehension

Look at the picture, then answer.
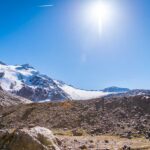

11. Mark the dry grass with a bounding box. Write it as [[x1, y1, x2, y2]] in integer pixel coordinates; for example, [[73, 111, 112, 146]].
[[53, 128, 87, 136], [60, 101, 73, 109], [53, 129, 73, 136]]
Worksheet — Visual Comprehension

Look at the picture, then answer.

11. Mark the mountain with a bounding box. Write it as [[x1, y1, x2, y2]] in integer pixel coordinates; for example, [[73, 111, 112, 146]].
[[107, 89, 150, 98], [0, 61, 6, 65], [0, 63, 69, 101], [0, 86, 31, 107], [102, 86, 130, 93], [2, 61, 149, 102], [0, 62, 112, 102]]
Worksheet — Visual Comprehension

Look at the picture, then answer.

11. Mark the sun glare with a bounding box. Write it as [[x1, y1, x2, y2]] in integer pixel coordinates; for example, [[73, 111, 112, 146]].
[[89, 2, 113, 20], [84, 1, 116, 34]]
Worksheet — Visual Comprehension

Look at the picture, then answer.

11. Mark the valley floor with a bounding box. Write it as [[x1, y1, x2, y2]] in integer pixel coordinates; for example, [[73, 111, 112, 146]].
[[57, 135, 150, 150]]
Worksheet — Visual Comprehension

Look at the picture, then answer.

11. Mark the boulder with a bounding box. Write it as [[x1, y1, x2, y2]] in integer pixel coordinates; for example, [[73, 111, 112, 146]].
[[0, 126, 60, 150]]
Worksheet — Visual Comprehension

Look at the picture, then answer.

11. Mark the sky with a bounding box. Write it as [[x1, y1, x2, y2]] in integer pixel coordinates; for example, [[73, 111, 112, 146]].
[[0, 0, 150, 90]]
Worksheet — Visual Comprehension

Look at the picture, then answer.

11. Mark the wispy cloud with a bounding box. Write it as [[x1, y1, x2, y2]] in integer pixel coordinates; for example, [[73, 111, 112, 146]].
[[38, 4, 54, 8]]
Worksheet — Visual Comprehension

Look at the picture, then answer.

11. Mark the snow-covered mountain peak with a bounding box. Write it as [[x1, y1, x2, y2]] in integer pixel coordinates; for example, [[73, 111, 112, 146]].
[[0, 63, 69, 101], [0, 61, 130, 102], [0, 61, 6, 65], [18, 64, 35, 70]]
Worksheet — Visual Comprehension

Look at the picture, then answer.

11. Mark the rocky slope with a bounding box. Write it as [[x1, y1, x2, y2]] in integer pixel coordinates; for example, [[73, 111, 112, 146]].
[[0, 86, 31, 107], [0, 95, 149, 137]]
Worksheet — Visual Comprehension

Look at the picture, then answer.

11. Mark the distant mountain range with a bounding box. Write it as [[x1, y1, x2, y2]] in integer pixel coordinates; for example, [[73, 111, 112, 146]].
[[102, 86, 130, 93], [0, 61, 150, 102]]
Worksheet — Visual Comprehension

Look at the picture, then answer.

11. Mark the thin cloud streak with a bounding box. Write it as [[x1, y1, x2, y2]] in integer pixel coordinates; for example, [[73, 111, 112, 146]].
[[39, 5, 53, 7]]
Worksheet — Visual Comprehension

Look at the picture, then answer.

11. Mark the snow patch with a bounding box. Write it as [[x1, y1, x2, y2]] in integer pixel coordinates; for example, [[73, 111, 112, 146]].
[[55, 80, 110, 100]]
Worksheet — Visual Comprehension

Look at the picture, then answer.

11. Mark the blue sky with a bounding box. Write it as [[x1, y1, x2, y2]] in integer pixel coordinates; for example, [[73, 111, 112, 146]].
[[0, 0, 150, 90]]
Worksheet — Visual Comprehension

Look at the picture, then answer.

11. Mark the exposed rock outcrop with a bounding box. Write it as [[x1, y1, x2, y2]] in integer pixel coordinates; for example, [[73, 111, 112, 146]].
[[0, 89, 31, 107], [0, 126, 60, 150]]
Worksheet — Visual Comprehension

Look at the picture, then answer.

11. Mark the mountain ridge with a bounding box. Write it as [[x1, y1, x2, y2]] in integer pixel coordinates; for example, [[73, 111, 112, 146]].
[[0, 62, 115, 101], [0, 61, 146, 102]]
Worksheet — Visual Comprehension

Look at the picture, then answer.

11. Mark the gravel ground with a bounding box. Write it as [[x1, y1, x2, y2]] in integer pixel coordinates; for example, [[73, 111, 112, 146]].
[[57, 135, 150, 150]]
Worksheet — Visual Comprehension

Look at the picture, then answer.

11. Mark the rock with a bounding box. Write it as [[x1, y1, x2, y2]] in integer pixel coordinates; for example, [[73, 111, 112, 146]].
[[0, 86, 3, 91], [88, 144, 95, 148], [0, 72, 4, 78], [72, 129, 84, 136], [145, 131, 150, 139], [89, 140, 94, 143], [0, 126, 60, 150], [56, 137, 62, 146], [120, 131, 132, 139], [104, 140, 109, 143], [122, 145, 131, 150], [79, 144, 88, 149]]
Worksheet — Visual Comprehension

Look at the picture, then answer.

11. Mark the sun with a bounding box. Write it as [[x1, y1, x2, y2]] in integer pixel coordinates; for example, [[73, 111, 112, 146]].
[[85, 1, 116, 34], [89, 2, 113, 21]]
